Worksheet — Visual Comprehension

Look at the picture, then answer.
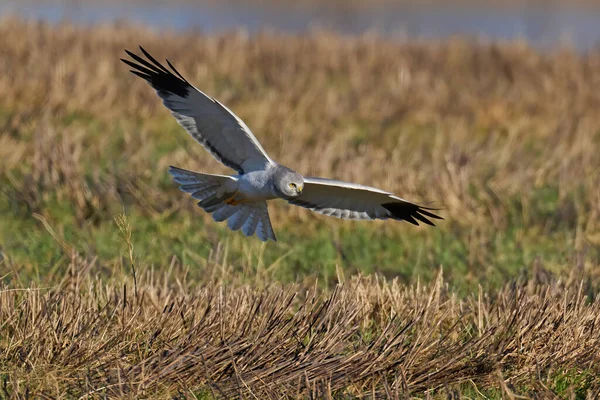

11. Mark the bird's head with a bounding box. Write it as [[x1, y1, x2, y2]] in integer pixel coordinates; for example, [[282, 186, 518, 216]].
[[274, 166, 304, 198]]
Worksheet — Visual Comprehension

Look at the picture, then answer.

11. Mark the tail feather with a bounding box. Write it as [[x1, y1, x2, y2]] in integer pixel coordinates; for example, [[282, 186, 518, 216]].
[[242, 210, 259, 236], [256, 219, 268, 241], [228, 207, 250, 231], [212, 204, 275, 241], [212, 205, 238, 222], [169, 165, 277, 242], [231, 203, 276, 242], [254, 205, 276, 242]]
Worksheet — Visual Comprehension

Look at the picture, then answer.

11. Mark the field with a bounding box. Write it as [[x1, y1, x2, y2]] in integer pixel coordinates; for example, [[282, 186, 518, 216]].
[[1, 17, 600, 398]]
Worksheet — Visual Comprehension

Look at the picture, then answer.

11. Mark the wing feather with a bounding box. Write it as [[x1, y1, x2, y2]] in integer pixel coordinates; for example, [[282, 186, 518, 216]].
[[228, 207, 251, 231], [221, 203, 276, 241], [122, 46, 274, 174], [288, 177, 442, 226], [242, 210, 259, 237], [212, 205, 238, 222]]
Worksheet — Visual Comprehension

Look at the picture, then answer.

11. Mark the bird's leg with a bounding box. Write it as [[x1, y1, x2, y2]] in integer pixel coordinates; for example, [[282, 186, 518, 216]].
[[224, 191, 241, 206]]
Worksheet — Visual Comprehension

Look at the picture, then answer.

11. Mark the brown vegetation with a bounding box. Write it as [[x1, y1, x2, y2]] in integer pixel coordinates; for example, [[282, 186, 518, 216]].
[[1, 17, 599, 235], [1, 18, 600, 397], [2, 258, 600, 398]]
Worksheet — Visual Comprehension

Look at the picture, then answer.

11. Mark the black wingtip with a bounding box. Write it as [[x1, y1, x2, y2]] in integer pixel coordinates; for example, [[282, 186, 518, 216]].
[[413, 212, 436, 227], [382, 202, 442, 227], [166, 58, 187, 82], [418, 208, 444, 220], [121, 46, 191, 98]]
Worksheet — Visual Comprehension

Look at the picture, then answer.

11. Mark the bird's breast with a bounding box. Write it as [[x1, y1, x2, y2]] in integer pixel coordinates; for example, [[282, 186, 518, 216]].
[[237, 171, 277, 202]]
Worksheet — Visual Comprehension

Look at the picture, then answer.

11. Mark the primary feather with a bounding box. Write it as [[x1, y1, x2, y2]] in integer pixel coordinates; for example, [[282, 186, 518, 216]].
[[122, 46, 274, 174], [123, 47, 441, 242], [289, 177, 442, 226]]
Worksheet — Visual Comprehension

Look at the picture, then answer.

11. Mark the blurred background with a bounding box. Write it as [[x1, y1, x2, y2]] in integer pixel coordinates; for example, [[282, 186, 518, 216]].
[[1, 0, 599, 291], [3, 0, 600, 50], [2, 1, 600, 396]]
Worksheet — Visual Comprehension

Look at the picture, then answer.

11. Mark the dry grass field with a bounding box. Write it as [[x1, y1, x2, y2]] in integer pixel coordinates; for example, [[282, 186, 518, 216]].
[[1, 17, 600, 397], [2, 259, 600, 398]]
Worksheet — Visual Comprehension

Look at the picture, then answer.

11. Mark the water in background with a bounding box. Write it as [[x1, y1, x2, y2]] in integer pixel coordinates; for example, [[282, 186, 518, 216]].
[[1, 0, 600, 51]]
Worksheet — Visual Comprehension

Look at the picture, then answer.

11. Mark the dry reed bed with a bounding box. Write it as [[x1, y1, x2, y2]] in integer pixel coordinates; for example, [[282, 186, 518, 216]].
[[1, 258, 600, 398], [1, 18, 599, 239]]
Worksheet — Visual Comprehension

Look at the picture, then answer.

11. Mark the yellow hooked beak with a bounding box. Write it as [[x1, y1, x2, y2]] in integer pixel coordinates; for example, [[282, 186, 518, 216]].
[[298, 184, 303, 194]]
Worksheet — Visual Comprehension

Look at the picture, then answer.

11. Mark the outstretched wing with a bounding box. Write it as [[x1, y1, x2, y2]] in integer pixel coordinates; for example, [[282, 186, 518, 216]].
[[121, 46, 274, 174], [288, 177, 442, 225]]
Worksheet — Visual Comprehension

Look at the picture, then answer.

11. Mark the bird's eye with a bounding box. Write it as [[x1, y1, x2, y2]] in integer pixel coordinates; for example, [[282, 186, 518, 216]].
[[289, 183, 296, 189]]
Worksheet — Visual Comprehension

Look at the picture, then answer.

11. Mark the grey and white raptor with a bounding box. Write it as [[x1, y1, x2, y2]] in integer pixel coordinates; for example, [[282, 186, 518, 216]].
[[122, 47, 442, 242]]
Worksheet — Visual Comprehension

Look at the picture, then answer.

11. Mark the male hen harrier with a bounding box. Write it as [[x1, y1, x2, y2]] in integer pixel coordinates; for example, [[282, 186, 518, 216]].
[[122, 47, 441, 242]]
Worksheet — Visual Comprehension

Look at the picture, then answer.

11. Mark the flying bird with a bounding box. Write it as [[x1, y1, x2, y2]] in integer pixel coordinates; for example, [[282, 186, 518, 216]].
[[122, 47, 442, 242]]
